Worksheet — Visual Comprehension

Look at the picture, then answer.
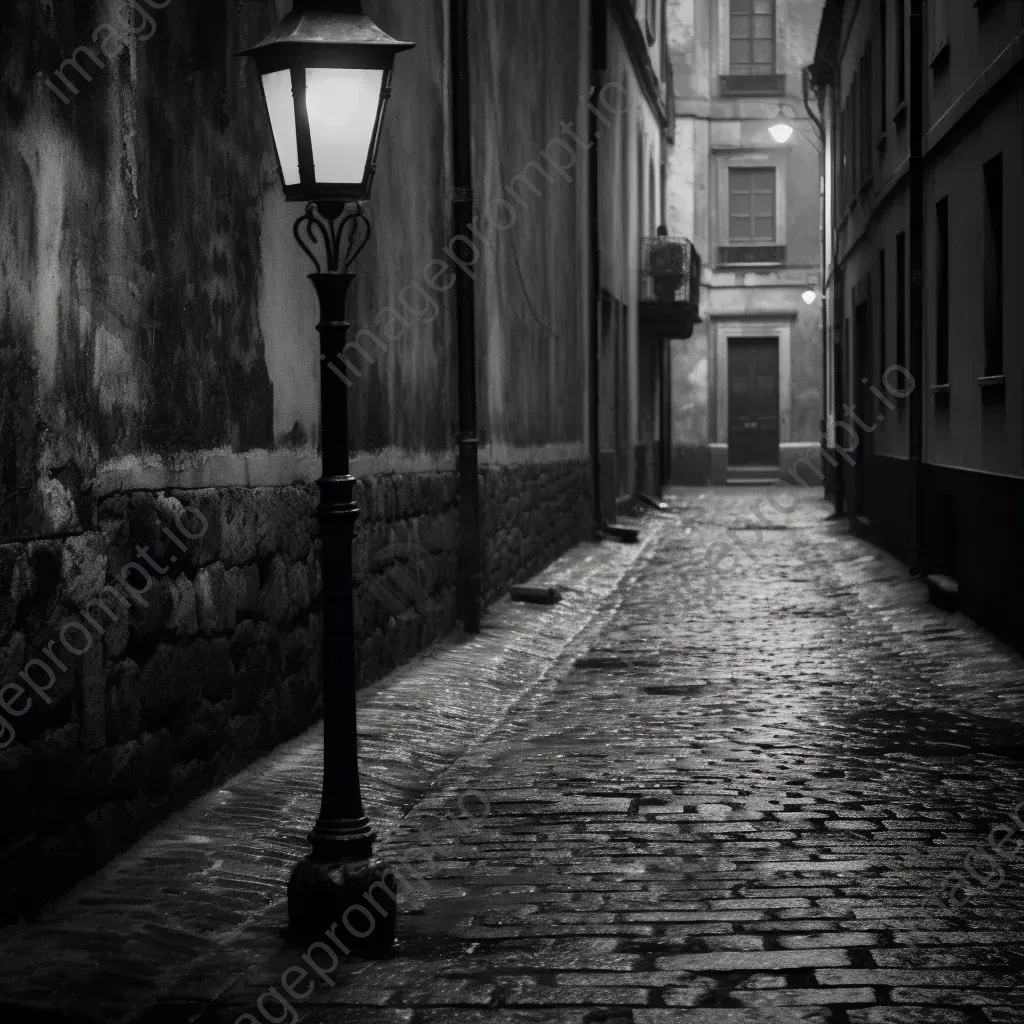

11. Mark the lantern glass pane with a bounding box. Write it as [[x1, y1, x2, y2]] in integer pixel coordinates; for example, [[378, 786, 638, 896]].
[[261, 70, 301, 186], [305, 67, 385, 185]]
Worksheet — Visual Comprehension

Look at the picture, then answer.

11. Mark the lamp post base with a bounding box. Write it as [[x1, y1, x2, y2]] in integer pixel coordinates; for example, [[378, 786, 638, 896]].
[[287, 858, 399, 956]]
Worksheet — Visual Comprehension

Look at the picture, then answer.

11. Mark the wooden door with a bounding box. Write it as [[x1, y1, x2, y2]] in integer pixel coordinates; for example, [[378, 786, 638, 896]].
[[728, 338, 779, 467]]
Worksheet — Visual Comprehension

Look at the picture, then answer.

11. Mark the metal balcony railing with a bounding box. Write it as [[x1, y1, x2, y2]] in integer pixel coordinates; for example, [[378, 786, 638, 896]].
[[641, 235, 701, 310]]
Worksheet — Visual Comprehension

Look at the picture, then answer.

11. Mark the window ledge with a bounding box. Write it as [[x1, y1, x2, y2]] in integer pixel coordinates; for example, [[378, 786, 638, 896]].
[[719, 73, 786, 97], [930, 38, 950, 70], [892, 100, 907, 126], [980, 375, 1005, 404], [717, 244, 787, 267]]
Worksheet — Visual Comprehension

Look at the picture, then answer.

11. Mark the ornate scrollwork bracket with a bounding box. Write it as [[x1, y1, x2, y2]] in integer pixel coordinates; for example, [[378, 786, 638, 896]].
[[293, 201, 372, 274]]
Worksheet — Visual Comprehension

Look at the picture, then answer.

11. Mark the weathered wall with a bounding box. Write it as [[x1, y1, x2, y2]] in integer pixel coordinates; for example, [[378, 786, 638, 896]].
[[0, 0, 595, 921], [597, 7, 671, 508], [469, 0, 588, 454], [0, 477, 460, 921], [822, 0, 1024, 648]]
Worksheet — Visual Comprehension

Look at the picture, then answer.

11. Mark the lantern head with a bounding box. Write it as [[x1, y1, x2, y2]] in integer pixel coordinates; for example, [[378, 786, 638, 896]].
[[240, 0, 414, 203]]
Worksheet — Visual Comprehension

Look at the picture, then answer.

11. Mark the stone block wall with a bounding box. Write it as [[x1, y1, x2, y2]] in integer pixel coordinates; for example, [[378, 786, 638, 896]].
[[0, 474, 459, 924], [352, 473, 460, 683], [0, 461, 588, 921], [480, 460, 593, 604]]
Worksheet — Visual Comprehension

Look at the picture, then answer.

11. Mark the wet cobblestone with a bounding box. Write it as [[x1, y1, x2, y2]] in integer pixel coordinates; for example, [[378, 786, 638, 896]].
[[4, 487, 1024, 1022]]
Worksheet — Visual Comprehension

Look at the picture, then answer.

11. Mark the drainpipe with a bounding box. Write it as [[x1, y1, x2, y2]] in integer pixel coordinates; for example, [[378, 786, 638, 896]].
[[803, 65, 830, 501], [907, 0, 925, 573], [588, 0, 607, 539], [450, 0, 482, 630]]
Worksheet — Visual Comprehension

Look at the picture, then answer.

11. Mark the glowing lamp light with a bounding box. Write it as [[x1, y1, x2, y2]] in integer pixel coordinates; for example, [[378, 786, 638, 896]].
[[239, 0, 414, 202], [802, 289, 818, 305], [769, 121, 794, 144]]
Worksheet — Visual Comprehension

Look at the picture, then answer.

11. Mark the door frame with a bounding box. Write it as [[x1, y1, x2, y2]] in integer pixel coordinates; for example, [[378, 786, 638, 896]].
[[712, 317, 794, 461]]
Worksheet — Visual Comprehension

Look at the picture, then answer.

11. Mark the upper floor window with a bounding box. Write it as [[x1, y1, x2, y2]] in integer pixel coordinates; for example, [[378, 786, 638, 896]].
[[730, 0, 775, 76], [935, 196, 950, 385], [983, 154, 1004, 378], [896, 231, 907, 372], [895, 0, 906, 105], [729, 167, 776, 242], [878, 0, 888, 128], [930, 0, 950, 66]]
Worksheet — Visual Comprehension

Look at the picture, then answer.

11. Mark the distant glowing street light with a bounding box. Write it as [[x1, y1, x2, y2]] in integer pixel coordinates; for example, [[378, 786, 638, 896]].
[[769, 121, 794, 144], [802, 289, 818, 305]]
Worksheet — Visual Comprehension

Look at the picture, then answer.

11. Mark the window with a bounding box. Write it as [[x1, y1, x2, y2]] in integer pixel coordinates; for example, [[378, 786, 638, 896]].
[[863, 47, 873, 176], [896, 231, 907, 371], [645, 0, 657, 43], [930, 0, 950, 65], [895, 0, 906, 105], [850, 74, 859, 195], [936, 197, 949, 386], [983, 154, 1004, 378], [729, 167, 776, 242], [839, 103, 848, 210], [879, 247, 887, 374], [878, 1, 887, 129], [730, 0, 775, 75]]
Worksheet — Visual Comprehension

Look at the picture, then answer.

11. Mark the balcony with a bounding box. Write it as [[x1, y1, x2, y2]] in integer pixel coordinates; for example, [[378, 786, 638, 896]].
[[639, 235, 702, 339]]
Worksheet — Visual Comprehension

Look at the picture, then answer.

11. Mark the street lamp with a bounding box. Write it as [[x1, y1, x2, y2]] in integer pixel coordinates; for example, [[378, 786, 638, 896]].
[[802, 289, 818, 306], [769, 121, 794, 144], [240, 0, 414, 950]]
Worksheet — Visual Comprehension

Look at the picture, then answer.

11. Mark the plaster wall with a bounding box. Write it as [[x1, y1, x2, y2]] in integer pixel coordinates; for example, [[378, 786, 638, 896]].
[[0, 0, 596, 544]]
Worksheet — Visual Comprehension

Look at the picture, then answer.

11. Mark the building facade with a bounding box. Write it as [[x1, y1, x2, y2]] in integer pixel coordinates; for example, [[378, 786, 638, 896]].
[[0, 0, 675, 921], [593, 0, 681, 519], [813, 0, 1024, 648], [665, 0, 824, 485]]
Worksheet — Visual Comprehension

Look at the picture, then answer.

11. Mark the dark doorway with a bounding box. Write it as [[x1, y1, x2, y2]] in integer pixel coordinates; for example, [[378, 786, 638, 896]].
[[853, 298, 873, 518], [660, 340, 673, 488], [599, 291, 628, 519], [728, 337, 779, 467]]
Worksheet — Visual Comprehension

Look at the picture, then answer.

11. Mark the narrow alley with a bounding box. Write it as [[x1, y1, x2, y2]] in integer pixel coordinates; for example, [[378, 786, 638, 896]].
[[3, 489, 1023, 1022], [2, 0, 1023, 1019]]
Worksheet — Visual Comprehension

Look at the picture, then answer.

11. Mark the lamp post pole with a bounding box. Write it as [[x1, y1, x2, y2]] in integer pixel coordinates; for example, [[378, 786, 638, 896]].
[[286, 203, 397, 952], [238, 0, 413, 950]]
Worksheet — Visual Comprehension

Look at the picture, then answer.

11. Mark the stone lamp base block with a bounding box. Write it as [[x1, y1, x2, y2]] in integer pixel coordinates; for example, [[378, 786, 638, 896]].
[[287, 858, 399, 957]]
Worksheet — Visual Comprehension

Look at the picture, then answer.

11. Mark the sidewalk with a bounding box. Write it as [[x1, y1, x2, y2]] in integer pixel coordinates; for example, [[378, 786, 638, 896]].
[[0, 514, 665, 1023]]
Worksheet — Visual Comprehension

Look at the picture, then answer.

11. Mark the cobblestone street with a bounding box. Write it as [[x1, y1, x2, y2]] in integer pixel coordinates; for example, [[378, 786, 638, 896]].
[[4, 488, 1024, 1023]]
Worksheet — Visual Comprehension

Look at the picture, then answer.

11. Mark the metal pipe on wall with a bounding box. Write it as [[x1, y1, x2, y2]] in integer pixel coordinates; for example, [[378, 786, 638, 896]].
[[450, 0, 483, 631], [588, 0, 607, 539], [907, 0, 925, 574]]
